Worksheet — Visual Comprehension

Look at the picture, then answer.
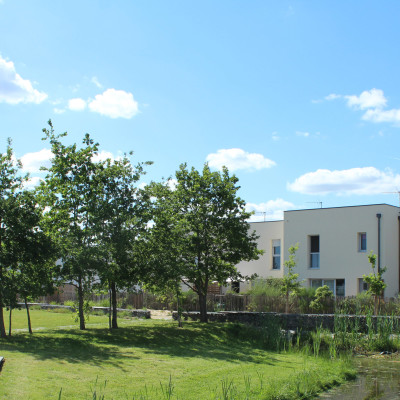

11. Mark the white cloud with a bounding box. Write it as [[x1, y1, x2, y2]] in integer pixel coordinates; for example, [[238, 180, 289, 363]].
[[23, 176, 44, 190], [0, 55, 47, 104], [53, 108, 65, 114], [362, 108, 400, 124], [20, 148, 53, 173], [68, 97, 86, 111], [167, 178, 178, 191], [271, 132, 280, 141], [88, 89, 139, 119], [296, 131, 310, 138], [92, 150, 116, 163], [246, 199, 295, 222], [325, 93, 341, 101], [345, 88, 387, 110], [288, 167, 400, 195], [206, 148, 276, 172], [324, 88, 400, 126], [91, 76, 103, 89]]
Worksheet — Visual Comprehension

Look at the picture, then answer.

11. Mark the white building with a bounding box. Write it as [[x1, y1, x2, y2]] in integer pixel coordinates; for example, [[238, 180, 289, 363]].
[[236, 204, 400, 298]]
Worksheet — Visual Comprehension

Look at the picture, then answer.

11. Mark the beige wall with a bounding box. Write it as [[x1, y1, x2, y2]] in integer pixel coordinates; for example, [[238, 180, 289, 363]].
[[283, 204, 399, 298], [235, 220, 284, 292]]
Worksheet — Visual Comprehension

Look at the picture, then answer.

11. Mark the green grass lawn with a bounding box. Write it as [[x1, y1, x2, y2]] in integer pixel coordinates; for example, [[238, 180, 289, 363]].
[[0, 309, 355, 399]]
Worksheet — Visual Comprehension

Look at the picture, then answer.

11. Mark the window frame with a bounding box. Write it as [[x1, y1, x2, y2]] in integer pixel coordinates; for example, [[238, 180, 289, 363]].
[[271, 239, 281, 270], [309, 235, 320, 269], [310, 278, 345, 297], [358, 232, 367, 252]]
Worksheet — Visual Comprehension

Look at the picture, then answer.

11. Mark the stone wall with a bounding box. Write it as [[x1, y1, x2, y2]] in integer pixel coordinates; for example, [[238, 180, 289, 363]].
[[172, 311, 400, 333], [18, 303, 151, 319]]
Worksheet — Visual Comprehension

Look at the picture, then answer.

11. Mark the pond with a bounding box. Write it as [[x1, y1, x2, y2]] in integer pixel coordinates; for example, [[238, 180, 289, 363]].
[[318, 356, 400, 399]]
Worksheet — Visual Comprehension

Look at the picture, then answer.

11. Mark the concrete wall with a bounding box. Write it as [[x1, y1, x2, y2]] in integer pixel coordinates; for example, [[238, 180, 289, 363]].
[[283, 204, 399, 298]]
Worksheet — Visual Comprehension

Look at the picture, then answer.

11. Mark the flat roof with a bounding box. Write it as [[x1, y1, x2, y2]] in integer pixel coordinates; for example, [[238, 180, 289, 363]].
[[284, 203, 399, 213]]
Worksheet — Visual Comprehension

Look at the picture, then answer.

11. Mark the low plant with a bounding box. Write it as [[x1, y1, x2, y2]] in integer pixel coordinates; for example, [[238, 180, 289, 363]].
[[310, 285, 334, 314]]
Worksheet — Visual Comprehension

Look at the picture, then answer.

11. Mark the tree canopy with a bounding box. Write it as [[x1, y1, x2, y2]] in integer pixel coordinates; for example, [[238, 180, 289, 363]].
[[147, 163, 262, 322]]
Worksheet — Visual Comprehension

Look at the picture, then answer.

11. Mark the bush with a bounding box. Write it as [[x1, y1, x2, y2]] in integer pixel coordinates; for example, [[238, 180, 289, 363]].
[[310, 286, 334, 314]]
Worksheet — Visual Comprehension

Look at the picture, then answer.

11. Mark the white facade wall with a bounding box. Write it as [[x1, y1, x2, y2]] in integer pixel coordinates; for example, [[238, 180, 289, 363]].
[[283, 204, 399, 298], [235, 220, 284, 292], [236, 204, 399, 298]]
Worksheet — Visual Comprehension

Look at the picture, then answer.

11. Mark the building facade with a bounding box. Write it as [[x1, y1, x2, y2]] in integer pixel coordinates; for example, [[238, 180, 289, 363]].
[[236, 204, 400, 298]]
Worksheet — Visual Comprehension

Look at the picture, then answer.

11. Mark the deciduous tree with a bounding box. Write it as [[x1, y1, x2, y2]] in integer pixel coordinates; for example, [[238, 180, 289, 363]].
[[93, 155, 152, 329], [281, 244, 302, 314], [148, 163, 261, 322], [39, 121, 103, 330], [363, 251, 386, 315]]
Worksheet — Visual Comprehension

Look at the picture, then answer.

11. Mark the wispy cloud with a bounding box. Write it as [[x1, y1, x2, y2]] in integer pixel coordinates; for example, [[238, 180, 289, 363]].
[[288, 167, 400, 195], [246, 199, 295, 221], [0, 55, 47, 104], [91, 76, 103, 89], [206, 148, 276, 172], [296, 131, 310, 138], [324, 88, 400, 125]]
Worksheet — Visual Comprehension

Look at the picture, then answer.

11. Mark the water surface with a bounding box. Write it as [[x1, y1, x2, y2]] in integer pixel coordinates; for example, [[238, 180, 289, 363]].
[[318, 357, 400, 399]]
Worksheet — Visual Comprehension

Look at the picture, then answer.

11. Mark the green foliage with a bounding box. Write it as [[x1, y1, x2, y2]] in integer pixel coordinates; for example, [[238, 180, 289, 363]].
[[39, 121, 104, 330], [281, 244, 302, 313], [363, 251, 387, 315], [310, 285, 334, 313], [0, 138, 56, 337], [92, 152, 152, 329], [146, 163, 262, 322], [297, 287, 317, 314], [363, 251, 386, 297]]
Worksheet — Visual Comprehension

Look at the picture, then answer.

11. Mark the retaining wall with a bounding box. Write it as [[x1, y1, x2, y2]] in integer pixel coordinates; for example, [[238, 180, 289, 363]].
[[17, 303, 150, 319], [172, 311, 400, 333]]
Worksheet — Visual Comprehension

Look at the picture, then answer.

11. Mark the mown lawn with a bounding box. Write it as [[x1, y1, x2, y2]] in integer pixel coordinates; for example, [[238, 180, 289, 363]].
[[0, 309, 354, 399]]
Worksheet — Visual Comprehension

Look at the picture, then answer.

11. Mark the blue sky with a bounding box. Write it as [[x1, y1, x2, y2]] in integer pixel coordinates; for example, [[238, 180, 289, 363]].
[[1, 1, 400, 221]]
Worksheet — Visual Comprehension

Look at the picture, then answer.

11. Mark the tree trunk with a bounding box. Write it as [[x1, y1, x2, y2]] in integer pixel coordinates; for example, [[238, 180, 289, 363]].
[[25, 297, 32, 334], [0, 267, 6, 338], [111, 281, 118, 329], [77, 278, 86, 330], [285, 292, 290, 314], [176, 289, 182, 328], [8, 307, 12, 337], [108, 282, 112, 331], [198, 293, 208, 323]]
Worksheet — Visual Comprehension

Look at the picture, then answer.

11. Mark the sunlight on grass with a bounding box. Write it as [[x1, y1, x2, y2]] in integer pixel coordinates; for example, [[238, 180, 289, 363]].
[[0, 309, 354, 399]]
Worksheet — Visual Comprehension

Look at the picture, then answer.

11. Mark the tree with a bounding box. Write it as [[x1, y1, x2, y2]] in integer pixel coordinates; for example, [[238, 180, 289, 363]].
[[281, 244, 302, 314], [363, 251, 386, 315], [39, 121, 103, 330], [148, 163, 262, 323], [0, 141, 55, 337], [93, 155, 152, 330]]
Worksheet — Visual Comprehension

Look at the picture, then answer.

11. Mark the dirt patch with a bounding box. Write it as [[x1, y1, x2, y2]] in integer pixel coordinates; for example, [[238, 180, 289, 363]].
[[150, 310, 172, 320]]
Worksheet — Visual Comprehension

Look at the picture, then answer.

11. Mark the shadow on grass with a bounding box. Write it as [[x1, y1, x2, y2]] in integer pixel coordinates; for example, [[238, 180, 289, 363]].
[[0, 321, 287, 369]]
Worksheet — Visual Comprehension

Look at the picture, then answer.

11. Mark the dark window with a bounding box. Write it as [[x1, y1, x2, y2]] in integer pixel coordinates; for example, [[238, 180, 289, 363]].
[[359, 233, 367, 252], [310, 235, 319, 253], [336, 279, 345, 297], [310, 235, 320, 268], [231, 281, 240, 293]]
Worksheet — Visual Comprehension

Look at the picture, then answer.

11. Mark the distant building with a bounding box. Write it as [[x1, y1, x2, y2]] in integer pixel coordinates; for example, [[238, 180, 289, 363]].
[[235, 204, 399, 298]]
